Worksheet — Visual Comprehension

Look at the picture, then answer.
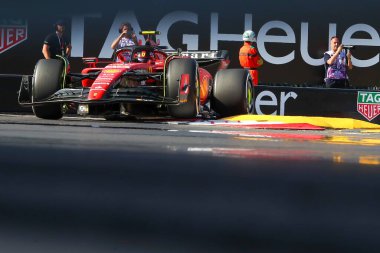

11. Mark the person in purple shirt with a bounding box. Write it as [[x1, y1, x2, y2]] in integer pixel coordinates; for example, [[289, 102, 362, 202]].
[[111, 22, 138, 62], [324, 36, 353, 88], [111, 22, 138, 50]]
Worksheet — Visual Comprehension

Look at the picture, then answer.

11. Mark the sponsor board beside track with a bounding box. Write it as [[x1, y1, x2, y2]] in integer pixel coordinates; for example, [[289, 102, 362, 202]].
[[254, 86, 380, 125], [0, 19, 27, 54], [357, 91, 380, 121]]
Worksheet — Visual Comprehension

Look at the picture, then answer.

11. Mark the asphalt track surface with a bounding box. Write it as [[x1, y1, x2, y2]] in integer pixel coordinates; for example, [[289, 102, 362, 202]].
[[0, 113, 380, 253]]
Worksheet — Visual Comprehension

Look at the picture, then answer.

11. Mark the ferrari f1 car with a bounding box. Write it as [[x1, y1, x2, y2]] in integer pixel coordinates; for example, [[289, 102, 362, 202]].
[[18, 31, 254, 120]]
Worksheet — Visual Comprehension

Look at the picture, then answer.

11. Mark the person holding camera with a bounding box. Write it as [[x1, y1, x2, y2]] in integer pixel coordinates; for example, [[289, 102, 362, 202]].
[[324, 36, 353, 88], [111, 22, 138, 50], [42, 19, 72, 59]]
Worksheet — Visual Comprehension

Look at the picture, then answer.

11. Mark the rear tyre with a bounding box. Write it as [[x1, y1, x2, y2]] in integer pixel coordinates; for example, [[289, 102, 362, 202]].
[[211, 69, 253, 117], [32, 59, 64, 119], [166, 58, 198, 118]]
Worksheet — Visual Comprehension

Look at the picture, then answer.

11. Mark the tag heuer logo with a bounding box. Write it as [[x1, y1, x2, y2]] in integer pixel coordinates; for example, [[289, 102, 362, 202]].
[[0, 19, 28, 54], [357, 91, 380, 121]]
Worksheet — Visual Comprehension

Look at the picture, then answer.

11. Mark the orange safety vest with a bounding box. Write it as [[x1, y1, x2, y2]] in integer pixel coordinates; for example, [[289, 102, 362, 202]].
[[239, 42, 263, 85]]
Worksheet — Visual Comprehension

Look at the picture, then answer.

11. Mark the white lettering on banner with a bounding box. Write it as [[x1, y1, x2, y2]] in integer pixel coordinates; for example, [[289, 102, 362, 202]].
[[210, 13, 253, 50], [156, 11, 198, 50], [300, 22, 324, 66], [294, 23, 336, 66], [255, 91, 297, 116], [361, 93, 380, 103], [342, 24, 380, 67], [183, 35, 198, 50], [16, 28, 24, 41], [99, 11, 142, 58], [5, 28, 25, 45], [255, 91, 277, 115], [359, 92, 366, 102], [0, 23, 27, 54], [7, 29, 13, 45], [71, 13, 102, 57], [70, 11, 380, 67], [280, 91, 298, 115], [359, 92, 380, 103], [257, 21, 296, 65]]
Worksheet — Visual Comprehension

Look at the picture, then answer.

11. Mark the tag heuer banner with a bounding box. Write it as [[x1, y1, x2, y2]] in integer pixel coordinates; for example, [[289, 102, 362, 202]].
[[0, 19, 28, 54], [357, 91, 380, 121]]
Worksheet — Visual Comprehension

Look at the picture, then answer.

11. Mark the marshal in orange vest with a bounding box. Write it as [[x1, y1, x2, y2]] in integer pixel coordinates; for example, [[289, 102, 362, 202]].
[[239, 31, 263, 86]]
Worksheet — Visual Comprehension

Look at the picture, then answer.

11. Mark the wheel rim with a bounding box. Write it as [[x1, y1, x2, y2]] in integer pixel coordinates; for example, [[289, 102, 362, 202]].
[[246, 75, 254, 114]]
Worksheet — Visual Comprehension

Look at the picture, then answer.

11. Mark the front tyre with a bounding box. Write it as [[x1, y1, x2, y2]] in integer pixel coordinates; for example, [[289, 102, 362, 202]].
[[166, 58, 198, 118], [32, 59, 64, 119], [211, 69, 253, 117]]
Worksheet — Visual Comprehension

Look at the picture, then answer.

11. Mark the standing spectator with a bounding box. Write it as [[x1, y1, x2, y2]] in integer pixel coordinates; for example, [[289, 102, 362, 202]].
[[324, 36, 353, 88], [42, 19, 71, 59], [111, 22, 138, 62], [111, 22, 138, 50], [239, 30, 263, 86]]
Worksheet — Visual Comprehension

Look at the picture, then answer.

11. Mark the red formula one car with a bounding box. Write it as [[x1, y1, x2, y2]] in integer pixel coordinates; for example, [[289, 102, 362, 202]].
[[18, 31, 254, 120]]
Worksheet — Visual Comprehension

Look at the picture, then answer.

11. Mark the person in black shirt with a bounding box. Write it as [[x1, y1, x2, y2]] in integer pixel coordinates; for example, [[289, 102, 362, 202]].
[[42, 19, 72, 59]]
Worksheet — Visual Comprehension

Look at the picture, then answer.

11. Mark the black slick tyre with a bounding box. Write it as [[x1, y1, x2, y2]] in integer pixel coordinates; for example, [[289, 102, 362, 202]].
[[166, 58, 198, 118], [32, 59, 64, 119], [211, 69, 253, 117]]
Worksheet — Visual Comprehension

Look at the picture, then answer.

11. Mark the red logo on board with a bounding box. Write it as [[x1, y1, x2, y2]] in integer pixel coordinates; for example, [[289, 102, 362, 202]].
[[0, 20, 28, 54]]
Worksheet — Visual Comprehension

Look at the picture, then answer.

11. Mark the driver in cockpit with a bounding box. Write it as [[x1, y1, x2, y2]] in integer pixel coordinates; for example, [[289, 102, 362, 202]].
[[133, 50, 155, 63]]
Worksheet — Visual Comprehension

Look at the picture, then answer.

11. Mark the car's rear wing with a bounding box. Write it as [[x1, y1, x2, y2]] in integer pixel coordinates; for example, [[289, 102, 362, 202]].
[[165, 50, 230, 68]]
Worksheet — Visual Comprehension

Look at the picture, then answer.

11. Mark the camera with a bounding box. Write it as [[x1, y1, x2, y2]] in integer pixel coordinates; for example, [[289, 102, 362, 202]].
[[343, 45, 355, 50]]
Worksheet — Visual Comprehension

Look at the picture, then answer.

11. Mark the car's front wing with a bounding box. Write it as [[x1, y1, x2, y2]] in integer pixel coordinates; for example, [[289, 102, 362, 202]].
[[19, 87, 180, 106]]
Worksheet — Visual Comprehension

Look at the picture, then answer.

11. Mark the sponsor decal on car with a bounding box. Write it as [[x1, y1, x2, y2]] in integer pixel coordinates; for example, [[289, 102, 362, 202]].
[[0, 19, 27, 54], [105, 64, 127, 69], [103, 69, 122, 73], [181, 52, 218, 59], [357, 91, 380, 121], [179, 74, 190, 103]]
